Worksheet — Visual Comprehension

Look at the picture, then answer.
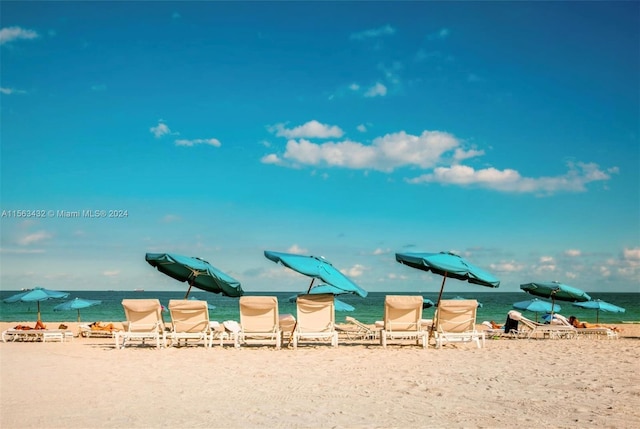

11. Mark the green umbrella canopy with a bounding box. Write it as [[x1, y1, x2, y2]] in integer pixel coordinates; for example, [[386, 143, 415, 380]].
[[146, 253, 243, 298]]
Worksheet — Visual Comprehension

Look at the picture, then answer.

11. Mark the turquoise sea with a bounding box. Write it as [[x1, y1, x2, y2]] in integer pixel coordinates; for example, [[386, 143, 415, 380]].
[[1, 290, 638, 325]]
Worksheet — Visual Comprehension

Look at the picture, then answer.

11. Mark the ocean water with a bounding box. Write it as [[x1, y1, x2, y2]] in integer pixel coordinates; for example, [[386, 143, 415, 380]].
[[1, 290, 638, 325]]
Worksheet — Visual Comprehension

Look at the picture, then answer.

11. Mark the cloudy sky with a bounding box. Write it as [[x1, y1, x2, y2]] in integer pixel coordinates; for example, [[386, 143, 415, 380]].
[[1, 1, 638, 293]]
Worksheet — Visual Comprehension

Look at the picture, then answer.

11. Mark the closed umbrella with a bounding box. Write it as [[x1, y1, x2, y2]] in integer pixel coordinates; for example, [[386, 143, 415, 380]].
[[3, 287, 70, 322], [53, 297, 102, 322], [146, 253, 243, 298], [572, 299, 625, 323]]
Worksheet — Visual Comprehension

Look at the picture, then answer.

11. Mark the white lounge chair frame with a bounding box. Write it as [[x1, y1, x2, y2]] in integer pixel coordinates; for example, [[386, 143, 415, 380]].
[[2, 329, 72, 343], [434, 299, 484, 349], [293, 294, 338, 348], [509, 310, 577, 340], [167, 299, 212, 348], [238, 296, 282, 349], [116, 299, 166, 349], [380, 295, 428, 349]]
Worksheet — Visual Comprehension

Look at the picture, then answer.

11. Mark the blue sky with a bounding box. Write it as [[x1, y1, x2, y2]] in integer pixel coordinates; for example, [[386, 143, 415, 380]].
[[1, 1, 638, 294]]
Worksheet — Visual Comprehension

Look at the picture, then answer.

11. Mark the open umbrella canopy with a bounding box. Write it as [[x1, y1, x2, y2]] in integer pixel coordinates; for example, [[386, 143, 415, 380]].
[[513, 298, 558, 313], [572, 299, 625, 323], [520, 281, 591, 302], [395, 252, 500, 288], [264, 250, 367, 297], [146, 253, 243, 298], [3, 287, 70, 321], [395, 252, 499, 340], [53, 298, 102, 322], [513, 298, 558, 322]]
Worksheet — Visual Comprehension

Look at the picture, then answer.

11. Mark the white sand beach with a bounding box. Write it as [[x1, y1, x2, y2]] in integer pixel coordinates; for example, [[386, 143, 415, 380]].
[[1, 322, 639, 429]]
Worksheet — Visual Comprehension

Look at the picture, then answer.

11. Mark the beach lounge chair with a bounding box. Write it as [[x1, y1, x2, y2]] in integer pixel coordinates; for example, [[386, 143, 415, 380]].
[[343, 316, 380, 340], [238, 296, 282, 349], [508, 310, 576, 340], [79, 322, 120, 338], [380, 295, 428, 349], [293, 294, 338, 349], [2, 327, 72, 343], [550, 313, 618, 339], [116, 299, 166, 349], [167, 299, 212, 348], [434, 299, 484, 349]]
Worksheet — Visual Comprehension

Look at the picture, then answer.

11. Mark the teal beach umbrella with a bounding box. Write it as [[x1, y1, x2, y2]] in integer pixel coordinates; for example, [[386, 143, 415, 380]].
[[3, 287, 70, 321], [53, 297, 102, 322], [146, 253, 243, 298], [513, 298, 558, 322], [264, 251, 368, 297], [572, 299, 625, 323], [520, 281, 591, 314]]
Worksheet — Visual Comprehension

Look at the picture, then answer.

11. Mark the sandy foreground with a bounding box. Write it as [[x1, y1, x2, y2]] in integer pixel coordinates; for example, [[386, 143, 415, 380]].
[[1, 321, 639, 429]]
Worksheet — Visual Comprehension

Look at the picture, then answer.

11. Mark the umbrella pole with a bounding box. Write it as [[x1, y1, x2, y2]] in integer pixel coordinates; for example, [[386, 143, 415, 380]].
[[37, 301, 41, 322], [184, 283, 193, 299], [306, 278, 315, 294], [430, 272, 448, 342]]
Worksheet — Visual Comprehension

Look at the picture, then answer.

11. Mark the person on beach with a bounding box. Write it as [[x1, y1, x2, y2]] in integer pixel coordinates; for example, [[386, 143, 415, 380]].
[[568, 316, 620, 332], [90, 321, 118, 332]]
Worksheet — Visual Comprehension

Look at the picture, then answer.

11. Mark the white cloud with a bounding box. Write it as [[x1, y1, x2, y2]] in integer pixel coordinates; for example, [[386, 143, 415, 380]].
[[565, 249, 581, 257], [103, 270, 120, 277], [0, 26, 39, 45], [260, 154, 282, 165], [270, 120, 344, 139], [287, 244, 307, 254], [357, 124, 367, 133], [342, 264, 365, 278], [373, 248, 389, 255], [17, 231, 52, 245], [623, 247, 640, 261], [0, 87, 27, 95], [407, 161, 617, 195], [349, 83, 360, 91], [150, 121, 172, 138], [490, 261, 524, 273], [364, 82, 387, 97], [175, 138, 221, 147], [350, 25, 396, 41], [427, 28, 450, 41], [270, 130, 462, 172]]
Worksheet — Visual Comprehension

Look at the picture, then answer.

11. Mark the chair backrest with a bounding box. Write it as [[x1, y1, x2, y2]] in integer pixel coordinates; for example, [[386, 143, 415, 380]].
[[296, 294, 335, 333], [168, 299, 210, 333], [239, 296, 279, 333], [121, 299, 164, 332], [384, 295, 423, 331], [436, 299, 478, 333]]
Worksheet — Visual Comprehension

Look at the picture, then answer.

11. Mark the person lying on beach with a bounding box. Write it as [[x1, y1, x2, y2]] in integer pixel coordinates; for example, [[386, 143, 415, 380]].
[[489, 320, 503, 329], [568, 316, 620, 332], [89, 321, 118, 332], [13, 320, 47, 330]]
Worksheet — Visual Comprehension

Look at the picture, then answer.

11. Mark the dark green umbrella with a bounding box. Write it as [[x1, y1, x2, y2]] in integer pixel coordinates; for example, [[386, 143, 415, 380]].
[[520, 281, 591, 314], [146, 253, 243, 298]]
